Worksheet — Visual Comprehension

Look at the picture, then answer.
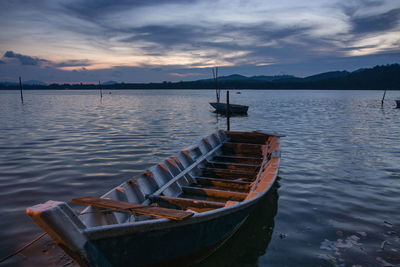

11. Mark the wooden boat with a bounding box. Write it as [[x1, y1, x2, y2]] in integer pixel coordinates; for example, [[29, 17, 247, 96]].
[[210, 102, 249, 114], [209, 67, 249, 114], [27, 130, 281, 266]]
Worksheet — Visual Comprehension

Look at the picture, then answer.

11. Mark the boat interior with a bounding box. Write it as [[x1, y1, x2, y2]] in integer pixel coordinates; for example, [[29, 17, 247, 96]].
[[74, 131, 280, 227]]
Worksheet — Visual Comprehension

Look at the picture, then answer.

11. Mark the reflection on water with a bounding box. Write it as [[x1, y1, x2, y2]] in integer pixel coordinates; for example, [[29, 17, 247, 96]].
[[1, 89, 400, 266], [198, 181, 279, 267], [212, 111, 249, 118]]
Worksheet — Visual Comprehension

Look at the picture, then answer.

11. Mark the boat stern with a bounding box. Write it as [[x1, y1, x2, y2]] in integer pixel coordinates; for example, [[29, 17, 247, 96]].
[[27, 201, 92, 266]]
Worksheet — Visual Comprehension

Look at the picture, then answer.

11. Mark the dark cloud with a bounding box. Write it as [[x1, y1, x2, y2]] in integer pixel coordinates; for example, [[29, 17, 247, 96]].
[[339, 0, 384, 17], [2, 51, 91, 69], [3, 50, 49, 65], [117, 22, 327, 66], [351, 8, 400, 33], [55, 59, 91, 67], [60, 0, 196, 22], [120, 25, 208, 48]]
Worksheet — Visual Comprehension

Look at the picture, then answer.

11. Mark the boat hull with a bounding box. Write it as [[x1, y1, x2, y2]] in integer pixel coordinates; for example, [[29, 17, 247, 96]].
[[210, 102, 248, 114], [84, 201, 257, 266]]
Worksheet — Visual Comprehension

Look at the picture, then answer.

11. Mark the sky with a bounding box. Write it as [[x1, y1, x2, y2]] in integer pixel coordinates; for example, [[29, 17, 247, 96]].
[[0, 0, 399, 83]]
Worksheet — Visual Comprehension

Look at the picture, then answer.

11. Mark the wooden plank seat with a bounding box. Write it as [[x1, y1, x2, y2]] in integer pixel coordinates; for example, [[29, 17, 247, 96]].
[[149, 195, 225, 212], [72, 196, 193, 221], [223, 142, 265, 149], [206, 161, 260, 172], [181, 186, 248, 202], [221, 142, 264, 157], [212, 155, 263, 165], [201, 167, 258, 180], [194, 177, 251, 191], [225, 131, 269, 144]]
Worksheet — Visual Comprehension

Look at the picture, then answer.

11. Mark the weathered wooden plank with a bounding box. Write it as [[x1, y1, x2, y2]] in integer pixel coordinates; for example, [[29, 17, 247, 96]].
[[149, 195, 225, 212], [224, 142, 264, 149], [201, 167, 257, 180], [151, 142, 224, 197], [221, 144, 264, 158], [206, 161, 260, 172], [213, 155, 263, 165], [195, 177, 251, 191], [72, 196, 193, 221], [181, 186, 248, 202], [225, 131, 268, 144], [221, 147, 262, 158]]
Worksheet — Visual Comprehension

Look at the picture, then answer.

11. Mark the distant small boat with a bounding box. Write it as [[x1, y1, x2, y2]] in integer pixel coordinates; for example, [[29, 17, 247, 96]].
[[27, 130, 281, 266], [210, 102, 249, 114], [210, 67, 249, 114], [396, 100, 400, 108]]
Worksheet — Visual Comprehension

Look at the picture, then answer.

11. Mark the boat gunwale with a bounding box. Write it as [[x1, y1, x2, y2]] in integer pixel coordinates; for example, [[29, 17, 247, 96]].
[[72, 130, 280, 235], [82, 144, 280, 239], [209, 102, 249, 109]]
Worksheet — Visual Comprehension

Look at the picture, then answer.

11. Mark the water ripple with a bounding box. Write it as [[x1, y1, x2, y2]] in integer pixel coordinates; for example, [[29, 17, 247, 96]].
[[1, 89, 400, 266]]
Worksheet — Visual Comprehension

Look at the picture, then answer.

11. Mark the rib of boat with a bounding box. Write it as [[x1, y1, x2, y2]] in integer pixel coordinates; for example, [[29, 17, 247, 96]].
[[209, 102, 249, 114], [27, 130, 281, 266]]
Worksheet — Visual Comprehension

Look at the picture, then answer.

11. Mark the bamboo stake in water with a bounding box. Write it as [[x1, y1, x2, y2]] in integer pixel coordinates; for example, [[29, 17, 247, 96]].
[[99, 81, 102, 98], [226, 90, 230, 131], [381, 88, 387, 107], [19, 77, 24, 103], [212, 67, 220, 103]]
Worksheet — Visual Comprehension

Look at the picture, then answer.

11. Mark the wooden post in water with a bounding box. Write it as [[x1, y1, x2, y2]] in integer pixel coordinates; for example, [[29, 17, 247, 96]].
[[19, 77, 24, 104], [226, 90, 230, 131], [212, 67, 220, 103], [99, 81, 102, 99], [381, 88, 387, 107]]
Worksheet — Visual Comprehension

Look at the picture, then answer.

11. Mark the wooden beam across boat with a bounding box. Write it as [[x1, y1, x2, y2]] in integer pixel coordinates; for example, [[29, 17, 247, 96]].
[[195, 177, 251, 191], [181, 186, 248, 202], [213, 155, 263, 165], [151, 141, 224, 197], [149, 195, 225, 212], [225, 131, 269, 144], [72, 196, 193, 221], [201, 167, 258, 180], [222, 142, 264, 157], [206, 161, 260, 172]]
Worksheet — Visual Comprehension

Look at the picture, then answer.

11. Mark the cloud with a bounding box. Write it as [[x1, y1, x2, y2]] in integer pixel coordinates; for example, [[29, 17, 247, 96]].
[[350, 8, 400, 33], [3, 50, 49, 65], [338, 0, 385, 17], [1, 0, 400, 82], [56, 0, 198, 31], [54, 59, 91, 68], [168, 72, 202, 78]]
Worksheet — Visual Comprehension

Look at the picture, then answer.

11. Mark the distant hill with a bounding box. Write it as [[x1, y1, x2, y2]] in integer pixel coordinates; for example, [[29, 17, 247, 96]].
[[0, 81, 18, 86], [249, 75, 296, 81], [24, 80, 47, 86], [1, 64, 399, 90], [218, 74, 248, 81], [303, 71, 350, 81], [102, 80, 118, 85], [0, 80, 47, 86]]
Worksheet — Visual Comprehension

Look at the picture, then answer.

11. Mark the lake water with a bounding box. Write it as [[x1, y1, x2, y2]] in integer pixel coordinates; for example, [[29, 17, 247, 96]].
[[0, 89, 399, 266]]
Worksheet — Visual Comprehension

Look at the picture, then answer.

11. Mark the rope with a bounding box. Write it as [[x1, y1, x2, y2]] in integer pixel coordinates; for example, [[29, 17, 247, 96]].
[[0, 232, 47, 263]]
